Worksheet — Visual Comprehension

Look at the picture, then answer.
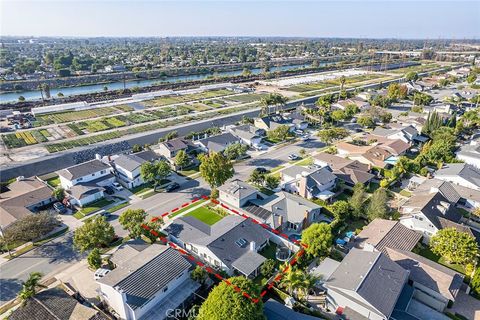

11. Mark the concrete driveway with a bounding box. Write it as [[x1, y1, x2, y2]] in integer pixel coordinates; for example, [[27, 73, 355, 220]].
[[56, 260, 100, 305]]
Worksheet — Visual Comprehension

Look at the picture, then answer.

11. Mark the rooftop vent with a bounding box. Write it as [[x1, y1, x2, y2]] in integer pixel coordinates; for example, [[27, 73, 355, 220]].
[[235, 238, 247, 247]]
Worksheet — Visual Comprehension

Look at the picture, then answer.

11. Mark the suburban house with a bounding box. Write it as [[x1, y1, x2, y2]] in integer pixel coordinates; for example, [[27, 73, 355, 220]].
[[280, 165, 337, 200], [98, 242, 198, 320], [386, 248, 465, 312], [57, 159, 115, 207], [194, 132, 241, 153], [434, 163, 480, 191], [251, 191, 326, 233], [0, 177, 55, 229], [156, 138, 193, 160], [371, 125, 420, 144], [8, 287, 108, 320], [416, 178, 480, 211], [323, 249, 408, 320], [352, 218, 422, 254], [456, 136, 480, 168], [399, 190, 476, 243], [165, 215, 270, 278], [218, 179, 261, 208], [313, 152, 375, 187], [336, 138, 410, 168], [229, 124, 265, 146], [254, 114, 305, 132], [332, 97, 370, 111], [113, 154, 146, 189]]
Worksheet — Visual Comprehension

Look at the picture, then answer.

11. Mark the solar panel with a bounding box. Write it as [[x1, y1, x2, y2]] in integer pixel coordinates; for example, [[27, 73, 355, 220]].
[[243, 202, 272, 221]]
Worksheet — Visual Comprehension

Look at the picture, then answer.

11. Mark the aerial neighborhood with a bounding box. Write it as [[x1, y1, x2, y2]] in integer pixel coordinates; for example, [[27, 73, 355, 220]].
[[1, 10, 480, 320]]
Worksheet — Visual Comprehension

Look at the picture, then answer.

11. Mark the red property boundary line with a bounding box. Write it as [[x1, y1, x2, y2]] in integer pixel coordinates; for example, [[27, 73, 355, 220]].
[[141, 194, 308, 304]]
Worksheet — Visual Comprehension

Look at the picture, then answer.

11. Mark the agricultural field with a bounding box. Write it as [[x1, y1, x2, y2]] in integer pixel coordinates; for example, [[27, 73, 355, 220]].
[[143, 89, 235, 108], [390, 63, 441, 74], [223, 93, 268, 103], [203, 99, 226, 108], [286, 73, 386, 93], [44, 104, 254, 153], [34, 107, 120, 124]]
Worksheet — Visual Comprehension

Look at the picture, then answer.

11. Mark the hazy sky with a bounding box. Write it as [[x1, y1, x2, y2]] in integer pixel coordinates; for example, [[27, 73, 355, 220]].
[[1, 0, 479, 39]]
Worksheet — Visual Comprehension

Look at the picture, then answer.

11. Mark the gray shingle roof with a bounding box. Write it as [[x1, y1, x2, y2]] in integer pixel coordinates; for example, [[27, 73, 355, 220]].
[[355, 219, 421, 254], [113, 153, 146, 172], [166, 215, 270, 272], [8, 288, 106, 320], [326, 249, 408, 319], [197, 133, 240, 152], [98, 245, 190, 310], [386, 248, 464, 301], [110, 238, 150, 266], [57, 159, 111, 180], [264, 299, 322, 320], [258, 191, 321, 225], [161, 138, 189, 152], [218, 179, 258, 200], [436, 163, 480, 189]]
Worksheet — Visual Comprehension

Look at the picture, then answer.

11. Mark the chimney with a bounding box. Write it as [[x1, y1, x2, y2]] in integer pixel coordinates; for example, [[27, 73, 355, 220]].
[[298, 176, 308, 198], [277, 215, 283, 228], [16, 176, 25, 181], [303, 210, 309, 229], [249, 241, 256, 252]]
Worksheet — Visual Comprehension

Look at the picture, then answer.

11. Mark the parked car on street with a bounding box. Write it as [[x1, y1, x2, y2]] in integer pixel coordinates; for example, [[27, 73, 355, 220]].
[[254, 167, 269, 174], [165, 182, 180, 192], [288, 153, 300, 160]]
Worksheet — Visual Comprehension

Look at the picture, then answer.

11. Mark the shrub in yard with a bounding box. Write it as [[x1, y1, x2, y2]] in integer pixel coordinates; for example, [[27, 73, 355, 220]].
[[87, 248, 102, 269], [261, 259, 276, 277]]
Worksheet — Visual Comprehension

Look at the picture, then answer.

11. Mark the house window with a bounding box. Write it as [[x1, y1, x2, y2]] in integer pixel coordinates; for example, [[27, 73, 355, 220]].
[[162, 286, 168, 293], [191, 246, 198, 254], [101, 170, 105, 174], [77, 177, 83, 181], [91, 173, 95, 176], [214, 260, 220, 267]]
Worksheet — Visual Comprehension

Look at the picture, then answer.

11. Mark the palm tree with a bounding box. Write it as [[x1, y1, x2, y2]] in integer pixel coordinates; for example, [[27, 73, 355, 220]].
[[339, 75, 347, 102], [298, 272, 321, 302], [18, 272, 46, 303], [279, 266, 303, 297]]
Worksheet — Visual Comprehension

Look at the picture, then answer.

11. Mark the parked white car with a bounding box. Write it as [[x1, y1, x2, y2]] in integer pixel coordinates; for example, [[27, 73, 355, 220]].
[[94, 268, 111, 280], [112, 182, 124, 191]]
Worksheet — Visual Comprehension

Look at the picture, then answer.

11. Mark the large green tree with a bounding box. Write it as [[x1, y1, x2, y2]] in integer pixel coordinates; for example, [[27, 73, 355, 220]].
[[140, 160, 171, 188], [366, 188, 389, 221], [223, 143, 248, 160], [329, 200, 350, 222], [349, 183, 366, 218], [317, 128, 348, 144], [197, 277, 264, 320], [199, 151, 234, 190], [430, 228, 479, 266], [119, 209, 147, 238], [301, 223, 333, 257], [87, 248, 102, 269], [174, 150, 190, 170], [73, 216, 115, 252], [3, 213, 59, 244], [267, 125, 291, 142]]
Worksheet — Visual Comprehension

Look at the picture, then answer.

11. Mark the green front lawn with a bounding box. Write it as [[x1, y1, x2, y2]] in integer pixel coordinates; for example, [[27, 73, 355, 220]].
[[291, 157, 313, 166], [46, 176, 61, 187], [130, 182, 154, 195], [184, 206, 225, 225], [415, 246, 466, 274], [74, 199, 115, 219], [169, 199, 207, 218]]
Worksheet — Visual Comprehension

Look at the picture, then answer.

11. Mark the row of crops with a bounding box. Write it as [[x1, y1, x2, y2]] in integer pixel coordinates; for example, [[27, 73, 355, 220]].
[[45, 104, 255, 153]]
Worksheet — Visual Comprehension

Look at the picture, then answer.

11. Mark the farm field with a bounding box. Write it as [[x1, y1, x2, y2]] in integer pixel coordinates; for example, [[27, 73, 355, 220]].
[[34, 107, 120, 124], [143, 89, 235, 108], [223, 93, 268, 103]]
